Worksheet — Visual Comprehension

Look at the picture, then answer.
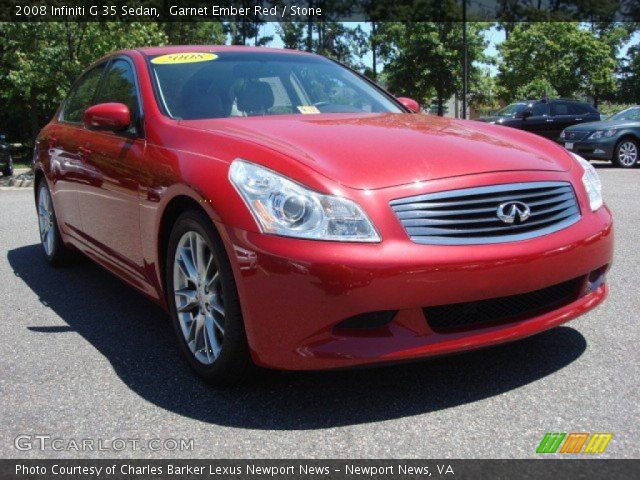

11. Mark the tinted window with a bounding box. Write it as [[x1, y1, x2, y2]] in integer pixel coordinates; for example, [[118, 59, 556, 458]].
[[149, 52, 402, 119], [567, 103, 587, 115], [97, 60, 140, 121], [62, 65, 106, 123], [610, 107, 640, 121], [530, 103, 550, 116], [496, 103, 526, 116], [551, 102, 571, 116]]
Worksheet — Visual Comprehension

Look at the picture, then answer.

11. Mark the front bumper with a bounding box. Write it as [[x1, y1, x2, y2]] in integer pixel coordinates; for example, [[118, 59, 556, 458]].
[[221, 201, 613, 370], [560, 137, 616, 160]]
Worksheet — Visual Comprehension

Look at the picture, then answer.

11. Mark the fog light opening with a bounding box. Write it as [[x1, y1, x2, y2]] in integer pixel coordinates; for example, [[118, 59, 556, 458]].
[[334, 311, 397, 331], [587, 265, 608, 292]]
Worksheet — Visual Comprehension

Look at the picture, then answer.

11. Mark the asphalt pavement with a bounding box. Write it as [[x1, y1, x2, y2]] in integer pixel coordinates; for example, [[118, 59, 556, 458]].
[[1, 163, 638, 459]]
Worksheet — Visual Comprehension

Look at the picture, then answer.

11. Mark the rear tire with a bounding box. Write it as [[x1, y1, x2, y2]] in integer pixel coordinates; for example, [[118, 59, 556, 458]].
[[613, 138, 638, 168], [2, 157, 12, 176], [165, 209, 252, 385], [36, 180, 75, 267]]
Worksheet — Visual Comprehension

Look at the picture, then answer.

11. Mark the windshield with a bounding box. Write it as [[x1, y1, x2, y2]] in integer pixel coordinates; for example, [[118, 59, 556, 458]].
[[149, 51, 403, 119], [610, 107, 640, 121], [496, 103, 527, 116]]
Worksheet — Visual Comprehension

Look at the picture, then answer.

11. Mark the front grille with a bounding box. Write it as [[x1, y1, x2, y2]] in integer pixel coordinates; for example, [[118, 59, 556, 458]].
[[424, 277, 583, 333], [390, 181, 581, 245], [564, 131, 590, 141]]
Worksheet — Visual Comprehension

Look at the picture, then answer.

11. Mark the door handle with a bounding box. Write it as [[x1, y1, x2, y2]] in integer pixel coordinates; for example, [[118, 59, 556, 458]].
[[575, 118, 582, 121], [546, 119, 554, 122]]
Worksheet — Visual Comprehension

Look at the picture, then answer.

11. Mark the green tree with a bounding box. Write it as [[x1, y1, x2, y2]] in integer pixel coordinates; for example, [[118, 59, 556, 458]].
[[276, 22, 307, 50], [0, 22, 167, 142], [381, 22, 488, 115], [498, 23, 617, 105], [276, 21, 367, 68], [469, 69, 501, 116], [163, 22, 226, 45], [514, 78, 558, 101], [619, 44, 640, 103]]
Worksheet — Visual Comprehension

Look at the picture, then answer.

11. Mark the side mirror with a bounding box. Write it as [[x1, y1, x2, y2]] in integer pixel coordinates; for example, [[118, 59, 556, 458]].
[[517, 110, 532, 119], [84, 103, 131, 131], [397, 97, 421, 113]]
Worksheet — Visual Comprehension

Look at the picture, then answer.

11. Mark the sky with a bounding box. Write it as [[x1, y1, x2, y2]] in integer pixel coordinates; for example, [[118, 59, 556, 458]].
[[259, 22, 639, 76]]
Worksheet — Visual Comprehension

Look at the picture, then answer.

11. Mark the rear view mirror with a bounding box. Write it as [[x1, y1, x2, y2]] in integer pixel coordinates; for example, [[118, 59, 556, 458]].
[[397, 97, 421, 113], [83, 103, 131, 131]]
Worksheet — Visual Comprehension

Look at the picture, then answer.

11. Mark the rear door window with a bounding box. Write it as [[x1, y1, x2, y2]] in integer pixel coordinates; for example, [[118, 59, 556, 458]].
[[62, 64, 106, 123], [551, 102, 570, 116]]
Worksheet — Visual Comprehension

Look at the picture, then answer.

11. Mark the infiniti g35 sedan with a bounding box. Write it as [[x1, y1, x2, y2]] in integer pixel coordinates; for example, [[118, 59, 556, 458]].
[[34, 46, 613, 384]]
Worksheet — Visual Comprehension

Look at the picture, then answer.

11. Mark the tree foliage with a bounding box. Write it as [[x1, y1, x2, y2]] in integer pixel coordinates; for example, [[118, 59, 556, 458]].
[[0, 22, 167, 142], [497, 23, 617, 105], [163, 22, 226, 45], [380, 22, 489, 115]]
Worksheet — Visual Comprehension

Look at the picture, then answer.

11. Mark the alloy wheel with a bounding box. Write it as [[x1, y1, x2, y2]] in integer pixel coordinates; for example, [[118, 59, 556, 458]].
[[618, 141, 638, 166], [172, 231, 225, 365], [38, 185, 54, 256]]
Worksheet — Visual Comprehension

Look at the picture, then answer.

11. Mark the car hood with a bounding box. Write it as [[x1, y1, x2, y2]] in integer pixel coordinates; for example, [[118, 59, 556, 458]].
[[566, 119, 639, 131], [182, 113, 573, 190]]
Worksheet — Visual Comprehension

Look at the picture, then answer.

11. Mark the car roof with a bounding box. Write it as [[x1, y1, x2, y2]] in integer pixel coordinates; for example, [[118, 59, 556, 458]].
[[134, 45, 314, 57], [519, 98, 590, 104]]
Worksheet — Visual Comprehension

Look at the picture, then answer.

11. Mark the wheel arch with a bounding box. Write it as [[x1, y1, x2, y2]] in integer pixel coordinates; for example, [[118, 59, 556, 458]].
[[33, 168, 46, 205], [156, 193, 228, 304], [615, 132, 640, 148]]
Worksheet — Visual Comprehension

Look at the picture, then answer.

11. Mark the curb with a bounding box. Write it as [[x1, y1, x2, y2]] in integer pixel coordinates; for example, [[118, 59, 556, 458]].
[[6, 178, 34, 188], [1, 168, 33, 188]]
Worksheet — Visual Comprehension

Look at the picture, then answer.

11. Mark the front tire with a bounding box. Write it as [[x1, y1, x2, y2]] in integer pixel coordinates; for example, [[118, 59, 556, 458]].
[[36, 181, 74, 267], [613, 138, 638, 168], [166, 210, 252, 385]]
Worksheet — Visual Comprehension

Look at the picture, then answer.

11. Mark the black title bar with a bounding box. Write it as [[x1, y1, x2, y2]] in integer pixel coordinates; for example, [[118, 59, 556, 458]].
[[2, 459, 639, 480], [2, 0, 640, 22]]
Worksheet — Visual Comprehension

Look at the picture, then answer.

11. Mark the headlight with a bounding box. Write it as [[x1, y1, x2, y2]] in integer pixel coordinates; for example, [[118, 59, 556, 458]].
[[588, 129, 617, 140], [571, 153, 602, 211], [229, 159, 381, 242]]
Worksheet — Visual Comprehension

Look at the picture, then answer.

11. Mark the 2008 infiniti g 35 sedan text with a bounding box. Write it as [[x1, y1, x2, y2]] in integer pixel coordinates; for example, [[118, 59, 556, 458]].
[[33, 46, 613, 384]]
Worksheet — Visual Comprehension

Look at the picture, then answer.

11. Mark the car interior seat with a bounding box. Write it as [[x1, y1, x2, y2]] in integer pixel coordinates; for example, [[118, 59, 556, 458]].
[[235, 80, 274, 116]]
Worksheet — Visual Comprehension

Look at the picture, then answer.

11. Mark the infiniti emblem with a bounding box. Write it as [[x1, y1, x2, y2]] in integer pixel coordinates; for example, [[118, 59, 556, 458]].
[[497, 201, 531, 224]]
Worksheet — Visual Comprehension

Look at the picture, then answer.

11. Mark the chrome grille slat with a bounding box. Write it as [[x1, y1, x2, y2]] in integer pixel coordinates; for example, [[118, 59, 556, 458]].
[[390, 187, 571, 211], [396, 191, 575, 219], [405, 208, 578, 236], [402, 200, 577, 227], [391, 181, 581, 245]]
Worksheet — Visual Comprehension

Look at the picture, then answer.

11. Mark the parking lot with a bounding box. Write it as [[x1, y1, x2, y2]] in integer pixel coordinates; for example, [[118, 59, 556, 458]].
[[1, 163, 638, 459]]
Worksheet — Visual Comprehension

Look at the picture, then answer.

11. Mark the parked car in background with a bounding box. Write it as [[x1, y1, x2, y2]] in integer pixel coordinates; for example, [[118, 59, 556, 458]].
[[560, 106, 640, 168], [479, 99, 600, 141], [0, 133, 13, 176]]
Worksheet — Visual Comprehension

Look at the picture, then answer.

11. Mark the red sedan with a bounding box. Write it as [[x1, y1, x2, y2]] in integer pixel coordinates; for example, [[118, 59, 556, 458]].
[[34, 46, 613, 384]]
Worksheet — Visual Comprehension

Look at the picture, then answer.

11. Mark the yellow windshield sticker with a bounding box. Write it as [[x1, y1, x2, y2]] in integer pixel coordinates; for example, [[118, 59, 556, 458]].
[[151, 52, 218, 65], [297, 105, 321, 114]]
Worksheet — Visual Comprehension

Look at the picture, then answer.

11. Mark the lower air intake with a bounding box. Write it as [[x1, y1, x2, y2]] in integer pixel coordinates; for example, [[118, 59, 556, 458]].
[[423, 277, 583, 332]]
